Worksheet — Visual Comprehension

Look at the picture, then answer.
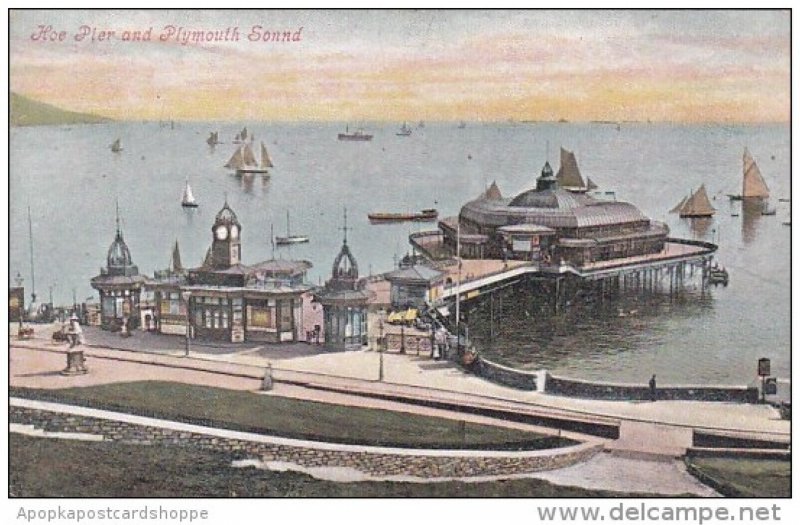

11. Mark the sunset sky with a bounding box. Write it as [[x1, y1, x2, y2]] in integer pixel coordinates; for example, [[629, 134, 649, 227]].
[[9, 9, 791, 123]]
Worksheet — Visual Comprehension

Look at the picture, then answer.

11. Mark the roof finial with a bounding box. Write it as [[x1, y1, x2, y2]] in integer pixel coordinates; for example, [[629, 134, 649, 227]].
[[546, 140, 550, 163], [339, 207, 350, 244], [115, 198, 121, 235]]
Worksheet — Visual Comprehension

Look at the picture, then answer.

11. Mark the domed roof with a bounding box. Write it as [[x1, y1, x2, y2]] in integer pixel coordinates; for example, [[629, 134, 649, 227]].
[[107, 231, 134, 268], [509, 188, 590, 209], [214, 200, 240, 224]]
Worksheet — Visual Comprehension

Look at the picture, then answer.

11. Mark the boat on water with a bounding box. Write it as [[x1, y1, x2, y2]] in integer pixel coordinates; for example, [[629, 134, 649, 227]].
[[418, 121, 425, 128], [181, 179, 198, 208], [368, 208, 438, 223], [672, 184, 715, 218], [708, 264, 729, 287], [275, 211, 309, 245], [396, 122, 412, 136], [457, 121, 467, 129], [206, 131, 221, 146], [728, 148, 770, 202], [556, 147, 598, 193], [225, 141, 273, 175], [338, 125, 373, 141], [233, 127, 249, 144], [110, 138, 122, 153]]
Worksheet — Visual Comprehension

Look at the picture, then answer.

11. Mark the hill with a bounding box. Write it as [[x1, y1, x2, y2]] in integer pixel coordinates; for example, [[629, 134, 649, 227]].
[[10, 92, 111, 126]]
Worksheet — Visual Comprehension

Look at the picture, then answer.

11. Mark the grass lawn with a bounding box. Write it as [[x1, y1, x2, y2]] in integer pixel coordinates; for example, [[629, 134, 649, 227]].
[[12, 381, 570, 450], [11, 434, 645, 497], [687, 458, 791, 498]]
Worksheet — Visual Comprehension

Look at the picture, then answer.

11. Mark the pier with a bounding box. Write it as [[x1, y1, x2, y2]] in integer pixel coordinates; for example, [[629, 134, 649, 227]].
[[410, 234, 718, 314]]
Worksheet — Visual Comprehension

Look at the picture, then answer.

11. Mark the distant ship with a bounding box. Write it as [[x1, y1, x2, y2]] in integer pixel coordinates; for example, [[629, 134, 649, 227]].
[[396, 122, 412, 136], [206, 131, 221, 146], [110, 138, 122, 153], [275, 211, 309, 245], [225, 141, 273, 175], [181, 180, 198, 208], [368, 209, 438, 223], [233, 127, 249, 144], [338, 125, 373, 141], [671, 184, 715, 218], [457, 121, 467, 129]]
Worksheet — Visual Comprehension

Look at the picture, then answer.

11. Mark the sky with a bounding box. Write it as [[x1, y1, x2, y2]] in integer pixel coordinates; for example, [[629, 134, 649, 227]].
[[8, 9, 791, 123]]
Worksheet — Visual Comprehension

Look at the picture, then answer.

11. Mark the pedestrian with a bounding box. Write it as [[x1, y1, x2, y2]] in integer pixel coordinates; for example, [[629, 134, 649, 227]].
[[649, 374, 657, 401], [68, 313, 83, 348]]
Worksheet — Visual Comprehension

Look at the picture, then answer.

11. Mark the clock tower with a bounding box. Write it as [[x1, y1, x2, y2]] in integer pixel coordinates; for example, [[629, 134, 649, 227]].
[[210, 200, 242, 269]]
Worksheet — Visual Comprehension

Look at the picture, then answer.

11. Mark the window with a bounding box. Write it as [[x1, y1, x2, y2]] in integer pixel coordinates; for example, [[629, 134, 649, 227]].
[[160, 292, 183, 316], [247, 300, 276, 331], [102, 296, 116, 318], [279, 299, 293, 331]]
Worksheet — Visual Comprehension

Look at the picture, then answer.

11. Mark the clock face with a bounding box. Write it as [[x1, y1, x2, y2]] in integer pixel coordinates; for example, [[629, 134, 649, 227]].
[[215, 225, 228, 240], [230, 224, 239, 239]]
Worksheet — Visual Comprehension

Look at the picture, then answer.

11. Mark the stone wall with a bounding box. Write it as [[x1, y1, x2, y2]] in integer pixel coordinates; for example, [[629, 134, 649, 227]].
[[475, 357, 538, 391], [545, 374, 759, 403], [10, 402, 600, 479], [692, 430, 790, 450]]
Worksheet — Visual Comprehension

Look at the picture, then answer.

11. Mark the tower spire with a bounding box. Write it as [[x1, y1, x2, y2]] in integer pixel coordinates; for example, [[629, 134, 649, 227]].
[[339, 207, 350, 245], [115, 198, 121, 235]]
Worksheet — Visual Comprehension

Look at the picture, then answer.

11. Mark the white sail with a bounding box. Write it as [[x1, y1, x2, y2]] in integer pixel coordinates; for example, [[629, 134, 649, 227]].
[[743, 148, 770, 199], [242, 143, 258, 167], [261, 142, 274, 168], [224, 147, 245, 169], [182, 180, 196, 205]]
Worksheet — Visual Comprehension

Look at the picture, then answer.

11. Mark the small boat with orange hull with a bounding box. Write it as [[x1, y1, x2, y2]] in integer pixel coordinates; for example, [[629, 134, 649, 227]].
[[368, 209, 438, 223]]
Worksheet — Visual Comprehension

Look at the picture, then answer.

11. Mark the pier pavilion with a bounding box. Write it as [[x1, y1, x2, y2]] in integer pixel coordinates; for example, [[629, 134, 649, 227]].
[[408, 153, 718, 315], [437, 158, 669, 266], [145, 200, 312, 343]]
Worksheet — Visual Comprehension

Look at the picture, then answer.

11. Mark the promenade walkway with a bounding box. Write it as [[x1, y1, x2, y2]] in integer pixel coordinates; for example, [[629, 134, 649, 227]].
[[10, 332, 788, 450]]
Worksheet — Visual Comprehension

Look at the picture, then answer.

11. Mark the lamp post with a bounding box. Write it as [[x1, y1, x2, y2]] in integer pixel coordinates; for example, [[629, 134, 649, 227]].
[[378, 318, 385, 382], [181, 290, 192, 357]]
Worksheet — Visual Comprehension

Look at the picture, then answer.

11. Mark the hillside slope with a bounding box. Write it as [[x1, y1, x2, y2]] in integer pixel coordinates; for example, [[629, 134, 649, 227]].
[[10, 92, 111, 126]]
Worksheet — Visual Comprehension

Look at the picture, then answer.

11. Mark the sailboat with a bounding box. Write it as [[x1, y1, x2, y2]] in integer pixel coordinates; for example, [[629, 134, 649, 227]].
[[396, 122, 412, 136], [181, 179, 198, 208], [233, 127, 248, 144], [206, 131, 221, 146], [556, 147, 593, 192], [674, 184, 716, 218], [728, 148, 770, 201], [110, 139, 122, 153], [275, 211, 309, 245], [224, 141, 273, 175]]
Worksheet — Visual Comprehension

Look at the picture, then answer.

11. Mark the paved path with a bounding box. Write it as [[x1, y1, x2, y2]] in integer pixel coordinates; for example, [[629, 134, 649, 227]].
[[11, 340, 788, 446], [531, 453, 719, 496]]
